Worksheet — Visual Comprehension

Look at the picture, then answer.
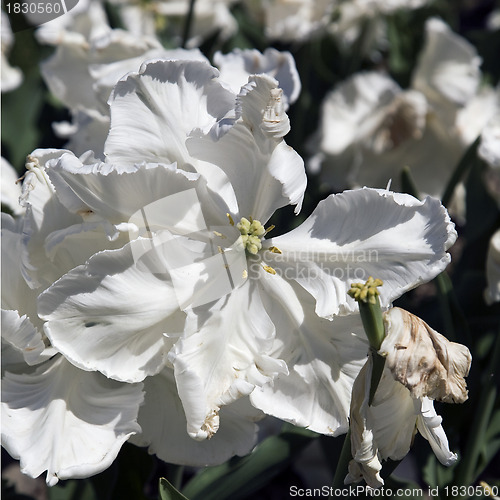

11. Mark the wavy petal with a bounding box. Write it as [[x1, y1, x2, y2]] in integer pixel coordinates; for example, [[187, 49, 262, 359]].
[[266, 188, 457, 317], [169, 279, 286, 440], [250, 270, 367, 435], [38, 240, 185, 383], [1, 310, 47, 369], [130, 368, 261, 466], [187, 75, 306, 220], [1, 215, 39, 321], [19, 151, 86, 288], [105, 59, 235, 168], [346, 357, 417, 488], [416, 397, 458, 466], [46, 153, 224, 226], [317, 72, 402, 156], [1, 356, 143, 485], [214, 48, 301, 106]]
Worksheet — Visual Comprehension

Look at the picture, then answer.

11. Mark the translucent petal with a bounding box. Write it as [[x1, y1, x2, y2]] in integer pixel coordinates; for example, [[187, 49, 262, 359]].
[[105, 59, 235, 169], [267, 188, 456, 317], [169, 279, 285, 440], [250, 271, 367, 435], [39, 240, 185, 383]]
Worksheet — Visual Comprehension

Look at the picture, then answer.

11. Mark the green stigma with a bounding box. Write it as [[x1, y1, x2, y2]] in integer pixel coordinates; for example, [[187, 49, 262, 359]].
[[237, 217, 267, 255], [348, 276, 384, 305]]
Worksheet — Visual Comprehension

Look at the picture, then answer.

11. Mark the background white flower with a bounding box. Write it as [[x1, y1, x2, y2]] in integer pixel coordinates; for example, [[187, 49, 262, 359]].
[[1, 10, 23, 92], [309, 18, 490, 207]]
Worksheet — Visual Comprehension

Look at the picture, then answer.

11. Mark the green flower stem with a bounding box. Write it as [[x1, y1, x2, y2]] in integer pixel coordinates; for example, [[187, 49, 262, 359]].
[[349, 278, 387, 406], [401, 165, 420, 200], [165, 464, 185, 490], [358, 294, 385, 352], [441, 136, 480, 209]]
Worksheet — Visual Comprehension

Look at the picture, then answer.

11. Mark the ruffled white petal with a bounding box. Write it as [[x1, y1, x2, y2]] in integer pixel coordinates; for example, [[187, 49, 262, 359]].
[[19, 151, 87, 288], [2, 215, 38, 321], [89, 46, 209, 111], [266, 188, 457, 317], [41, 28, 162, 113], [130, 368, 261, 465], [169, 279, 286, 440], [31, 0, 110, 46], [105, 59, 235, 169], [46, 153, 223, 227], [346, 358, 417, 488], [1, 356, 143, 486], [53, 110, 110, 159], [416, 397, 458, 466], [1, 310, 47, 368], [38, 240, 185, 383], [250, 270, 367, 435], [214, 48, 301, 106], [187, 75, 306, 220]]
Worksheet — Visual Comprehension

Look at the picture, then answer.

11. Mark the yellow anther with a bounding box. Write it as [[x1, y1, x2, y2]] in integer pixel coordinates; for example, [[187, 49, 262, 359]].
[[264, 225, 275, 235], [227, 213, 235, 226], [268, 246, 282, 254], [213, 231, 225, 238], [262, 265, 276, 275], [250, 220, 265, 236], [246, 235, 262, 254], [348, 276, 383, 305], [236, 217, 273, 256], [242, 269, 248, 279], [237, 217, 251, 234]]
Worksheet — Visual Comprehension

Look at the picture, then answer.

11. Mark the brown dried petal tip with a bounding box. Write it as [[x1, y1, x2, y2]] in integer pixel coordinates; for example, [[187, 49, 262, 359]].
[[380, 308, 471, 404]]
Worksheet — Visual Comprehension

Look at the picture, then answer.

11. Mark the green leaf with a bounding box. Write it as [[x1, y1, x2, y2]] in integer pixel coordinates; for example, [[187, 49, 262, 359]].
[[159, 478, 190, 500], [464, 158, 499, 243], [1, 70, 44, 171], [423, 453, 456, 489], [182, 424, 317, 500]]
